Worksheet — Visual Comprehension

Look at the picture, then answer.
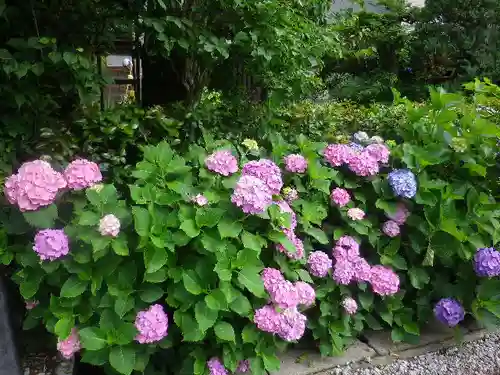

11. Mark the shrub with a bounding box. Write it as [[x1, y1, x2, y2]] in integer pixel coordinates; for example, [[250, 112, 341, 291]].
[[1, 83, 499, 375]]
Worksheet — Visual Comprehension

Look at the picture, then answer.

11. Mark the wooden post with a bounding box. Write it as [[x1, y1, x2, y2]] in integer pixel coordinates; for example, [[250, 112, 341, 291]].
[[0, 277, 21, 375]]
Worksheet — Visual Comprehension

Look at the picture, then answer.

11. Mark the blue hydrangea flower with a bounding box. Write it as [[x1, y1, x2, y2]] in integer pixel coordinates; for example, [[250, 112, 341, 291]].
[[348, 142, 364, 152], [388, 169, 417, 198], [474, 247, 500, 277], [434, 298, 465, 327]]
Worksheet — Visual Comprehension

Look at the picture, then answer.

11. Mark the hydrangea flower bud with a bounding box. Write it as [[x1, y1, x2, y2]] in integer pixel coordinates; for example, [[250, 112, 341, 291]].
[[342, 297, 358, 315], [382, 220, 400, 237], [99, 214, 121, 237], [57, 328, 81, 359], [283, 187, 299, 203], [207, 357, 229, 375], [192, 194, 208, 206], [347, 208, 365, 220]]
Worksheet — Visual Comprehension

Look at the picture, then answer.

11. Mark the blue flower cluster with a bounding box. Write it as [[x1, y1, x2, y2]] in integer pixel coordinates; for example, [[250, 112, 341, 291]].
[[388, 169, 417, 198], [474, 247, 500, 277], [434, 298, 465, 327]]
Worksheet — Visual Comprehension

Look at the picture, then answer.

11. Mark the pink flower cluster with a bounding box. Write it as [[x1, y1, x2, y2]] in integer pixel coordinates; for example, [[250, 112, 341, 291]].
[[205, 150, 238, 176], [347, 208, 365, 221], [231, 175, 273, 214], [284, 154, 308, 173], [4, 158, 103, 211], [207, 358, 249, 375], [332, 236, 399, 296], [192, 194, 208, 206], [276, 228, 304, 260], [323, 142, 390, 177], [99, 214, 120, 237], [331, 188, 350, 207], [242, 159, 283, 195], [307, 251, 333, 277], [341, 297, 358, 315], [134, 304, 169, 344], [255, 268, 314, 341], [57, 328, 81, 359], [33, 229, 70, 261], [382, 203, 410, 237]]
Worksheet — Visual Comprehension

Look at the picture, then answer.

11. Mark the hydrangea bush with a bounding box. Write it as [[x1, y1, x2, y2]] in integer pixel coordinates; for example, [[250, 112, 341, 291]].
[[0, 87, 499, 375]]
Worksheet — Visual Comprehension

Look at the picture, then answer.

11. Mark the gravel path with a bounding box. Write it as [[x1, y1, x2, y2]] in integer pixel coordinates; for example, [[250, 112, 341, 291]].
[[326, 332, 500, 375]]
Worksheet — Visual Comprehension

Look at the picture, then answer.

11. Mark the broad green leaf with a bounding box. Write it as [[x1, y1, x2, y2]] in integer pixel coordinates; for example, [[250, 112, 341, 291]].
[[195, 207, 224, 228], [23, 204, 58, 228], [132, 206, 150, 237], [241, 231, 266, 252], [109, 346, 136, 375], [262, 352, 281, 372], [217, 219, 243, 238], [242, 324, 259, 343], [139, 284, 164, 303], [54, 317, 73, 339], [114, 323, 138, 345], [79, 327, 107, 351], [238, 267, 266, 297], [112, 236, 129, 256], [205, 290, 227, 311], [304, 227, 329, 244], [81, 349, 109, 366], [143, 269, 167, 283], [408, 267, 430, 289], [60, 277, 88, 298], [144, 246, 168, 273], [296, 269, 313, 283], [214, 321, 236, 342], [230, 294, 252, 316], [194, 301, 218, 332], [182, 270, 203, 295], [114, 296, 134, 318], [79, 211, 100, 226], [359, 292, 374, 311], [174, 311, 204, 342], [180, 219, 200, 238]]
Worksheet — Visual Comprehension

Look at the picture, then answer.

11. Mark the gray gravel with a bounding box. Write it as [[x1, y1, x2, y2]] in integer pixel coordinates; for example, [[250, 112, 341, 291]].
[[326, 332, 500, 375]]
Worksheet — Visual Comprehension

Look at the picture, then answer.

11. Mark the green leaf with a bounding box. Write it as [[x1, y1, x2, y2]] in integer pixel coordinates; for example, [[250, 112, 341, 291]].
[[359, 292, 374, 311], [205, 290, 227, 311], [144, 246, 168, 273], [408, 267, 430, 289], [81, 349, 109, 366], [174, 311, 204, 342], [112, 236, 129, 256], [391, 327, 405, 343], [214, 321, 236, 342], [60, 277, 88, 298], [194, 301, 218, 332], [304, 226, 329, 244], [238, 267, 266, 297], [109, 346, 136, 375], [114, 323, 138, 345], [241, 231, 266, 252], [182, 270, 203, 295], [144, 269, 167, 283], [242, 324, 259, 343], [380, 254, 408, 270], [54, 317, 73, 339], [139, 284, 164, 303], [180, 219, 200, 238], [195, 207, 224, 228], [132, 206, 150, 237], [230, 294, 252, 316], [80, 327, 107, 351], [218, 219, 243, 239], [79, 211, 100, 226], [23, 204, 58, 228], [262, 352, 281, 372], [114, 296, 134, 318], [296, 269, 314, 283]]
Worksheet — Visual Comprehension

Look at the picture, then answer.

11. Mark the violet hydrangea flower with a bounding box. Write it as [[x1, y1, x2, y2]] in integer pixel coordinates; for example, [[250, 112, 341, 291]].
[[33, 229, 70, 261], [57, 328, 81, 359], [365, 144, 390, 164], [295, 281, 315, 307], [284, 154, 308, 173], [331, 188, 350, 207], [242, 159, 283, 195], [369, 265, 399, 296], [99, 214, 120, 237], [307, 251, 333, 277], [434, 298, 465, 327], [332, 259, 355, 285], [352, 257, 372, 282], [474, 247, 500, 277], [333, 236, 360, 261], [134, 304, 169, 344], [268, 280, 300, 308], [64, 159, 102, 190], [277, 308, 307, 342], [207, 357, 229, 375], [231, 175, 273, 214], [4, 160, 67, 211], [382, 220, 400, 237], [205, 150, 238, 176], [254, 305, 282, 334], [236, 360, 250, 373], [386, 203, 410, 225], [388, 169, 417, 198], [347, 151, 379, 176], [342, 297, 358, 315], [261, 268, 285, 293]]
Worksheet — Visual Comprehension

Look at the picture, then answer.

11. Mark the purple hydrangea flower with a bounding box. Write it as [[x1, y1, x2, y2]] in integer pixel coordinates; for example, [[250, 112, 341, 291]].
[[307, 251, 333, 277], [434, 298, 465, 327], [207, 357, 229, 375], [33, 229, 70, 261], [242, 159, 283, 195], [231, 175, 273, 214], [474, 247, 500, 277], [388, 169, 417, 199]]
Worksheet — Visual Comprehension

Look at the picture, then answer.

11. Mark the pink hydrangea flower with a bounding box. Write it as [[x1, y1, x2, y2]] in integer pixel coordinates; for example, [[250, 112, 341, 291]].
[[332, 259, 355, 285], [277, 308, 307, 342], [333, 236, 360, 262], [261, 268, 285, 293], [207, 357, 229, 375], [370, 265, 400, 296], [382, 220, 400, 237], [342, 297, 358, 315], [269, 279, 300, 308], [275, 200, 297, 230], [4, 160, 67, 211], [64, 159, 102, 190], [283, 187, 299, 203], [347, 151, 380, 176], [57, 328, 81, 359], [33, 229, 70, 261], [295, 281, 315, 307], [242, 159, 283, 195], [331, 188, 350, 207], [352, 257, 372, 282], [231, 175, 273, 214], [99, 214, 120, 237], [347, 208, 365, 220], [205, 150, 238, 176], [25, 300, 39, 310], [254, 305, 282, 334], [365, 144, 390, 164], [323, 144, 353, 167], [336, 235, 360, 253], [387, 203, 410, 225], [134, 304, 169, 344], [236, 360, 250, 373], [192, 194, 208, 206], [307, 251, 333, 277], [284, 154, 308, 173], [276, 229, 305, 260]]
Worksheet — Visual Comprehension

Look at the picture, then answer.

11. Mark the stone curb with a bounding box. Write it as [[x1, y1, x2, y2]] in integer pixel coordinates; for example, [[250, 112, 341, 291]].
[[271, 322, 495, 375]]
